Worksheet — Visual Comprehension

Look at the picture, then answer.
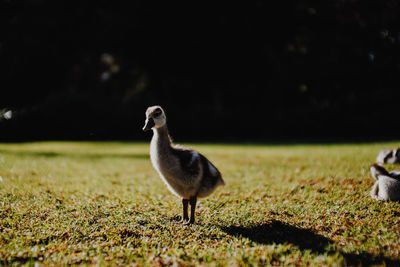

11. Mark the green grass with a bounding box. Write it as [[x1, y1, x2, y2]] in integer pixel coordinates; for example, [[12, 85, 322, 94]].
[[1, 141, 400, 266]]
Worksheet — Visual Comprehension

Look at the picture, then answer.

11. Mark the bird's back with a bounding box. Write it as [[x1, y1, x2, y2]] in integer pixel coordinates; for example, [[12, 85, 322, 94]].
[[196, 153, 225, 198]]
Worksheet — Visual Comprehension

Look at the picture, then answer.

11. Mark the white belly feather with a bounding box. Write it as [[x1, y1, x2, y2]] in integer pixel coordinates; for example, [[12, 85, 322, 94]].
[[150, 137, 201, 198]]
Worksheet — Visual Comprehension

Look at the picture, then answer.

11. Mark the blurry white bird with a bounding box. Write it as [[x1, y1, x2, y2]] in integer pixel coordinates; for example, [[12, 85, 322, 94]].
[[376, 148, 400, 164], [370, 164, 400, 201]]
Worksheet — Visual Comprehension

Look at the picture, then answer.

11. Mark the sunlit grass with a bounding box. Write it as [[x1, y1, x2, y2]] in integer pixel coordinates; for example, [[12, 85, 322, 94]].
[[0, 141, 399, 265]]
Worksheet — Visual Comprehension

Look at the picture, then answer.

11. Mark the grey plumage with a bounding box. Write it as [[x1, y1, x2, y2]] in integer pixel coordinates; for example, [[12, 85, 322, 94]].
[[370, 164, 400, 201], [376, 148, 400, 164], [143, 106, 225, 224]]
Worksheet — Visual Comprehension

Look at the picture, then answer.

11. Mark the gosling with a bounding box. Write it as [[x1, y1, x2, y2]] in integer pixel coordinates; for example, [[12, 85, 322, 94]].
[[376, 148, 400, 164], [370, 163, 400, 201], [142, 106, 225, 224]]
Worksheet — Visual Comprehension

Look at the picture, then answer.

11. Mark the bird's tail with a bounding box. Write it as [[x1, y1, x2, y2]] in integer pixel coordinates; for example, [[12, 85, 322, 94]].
[[217, 176, 226, 187]]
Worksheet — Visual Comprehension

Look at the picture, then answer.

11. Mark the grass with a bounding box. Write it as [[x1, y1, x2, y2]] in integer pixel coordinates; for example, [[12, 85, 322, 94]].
[[0, 141, 400, 266]]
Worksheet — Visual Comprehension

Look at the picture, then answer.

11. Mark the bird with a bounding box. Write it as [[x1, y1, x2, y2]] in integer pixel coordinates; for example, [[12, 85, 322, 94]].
[[142, 105, 225, 224], [376, 148, 400, 164], [370, 163, 400, 201]]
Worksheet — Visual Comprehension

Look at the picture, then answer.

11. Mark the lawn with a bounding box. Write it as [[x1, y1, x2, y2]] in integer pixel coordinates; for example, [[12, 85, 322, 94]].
[[0, 141, 400, 266]]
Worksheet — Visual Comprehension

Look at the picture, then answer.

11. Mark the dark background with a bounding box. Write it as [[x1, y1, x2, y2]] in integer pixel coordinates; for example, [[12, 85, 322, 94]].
[[1, 0, 399, 142]]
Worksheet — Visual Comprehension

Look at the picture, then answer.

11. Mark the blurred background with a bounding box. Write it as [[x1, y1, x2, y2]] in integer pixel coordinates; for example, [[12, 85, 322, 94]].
[[1, 0, 399, 142]]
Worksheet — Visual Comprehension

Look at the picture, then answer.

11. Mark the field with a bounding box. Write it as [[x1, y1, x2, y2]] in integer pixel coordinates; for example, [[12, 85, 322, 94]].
[[1, 141, 400, 266]]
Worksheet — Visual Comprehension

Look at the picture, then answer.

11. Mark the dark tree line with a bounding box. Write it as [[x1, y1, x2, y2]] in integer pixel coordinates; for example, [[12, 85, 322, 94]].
[[1, 0, 400, 141]]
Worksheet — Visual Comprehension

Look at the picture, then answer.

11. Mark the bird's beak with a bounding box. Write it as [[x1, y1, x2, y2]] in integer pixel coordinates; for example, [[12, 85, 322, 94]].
[[142, 118, 155, 131]]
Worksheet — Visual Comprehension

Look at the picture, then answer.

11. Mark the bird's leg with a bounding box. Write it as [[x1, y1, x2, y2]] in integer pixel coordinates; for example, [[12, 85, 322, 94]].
[[181, 199, 189, 222], [186, 196, 197, 225]]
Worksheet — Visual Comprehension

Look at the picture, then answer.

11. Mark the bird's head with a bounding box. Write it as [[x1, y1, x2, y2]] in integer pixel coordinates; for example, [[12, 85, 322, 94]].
[[370, 163, 389, 180], [143, 106, 166, 131]]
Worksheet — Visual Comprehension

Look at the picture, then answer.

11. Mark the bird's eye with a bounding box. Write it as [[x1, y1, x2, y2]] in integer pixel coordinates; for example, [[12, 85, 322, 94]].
[[153, 108, 162, 117]]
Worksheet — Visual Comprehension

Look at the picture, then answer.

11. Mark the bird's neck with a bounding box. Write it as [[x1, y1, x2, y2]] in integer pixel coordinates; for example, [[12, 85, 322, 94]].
[[152, 125, 173, 152]]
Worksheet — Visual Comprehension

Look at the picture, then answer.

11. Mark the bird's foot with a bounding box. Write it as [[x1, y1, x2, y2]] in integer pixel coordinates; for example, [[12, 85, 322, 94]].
[[184, 219, 195, 226], [179, 217, 189, 224]]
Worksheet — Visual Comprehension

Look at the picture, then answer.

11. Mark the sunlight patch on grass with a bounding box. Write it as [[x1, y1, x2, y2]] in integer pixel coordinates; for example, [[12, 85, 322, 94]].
[[0, 141, 399, 265]]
